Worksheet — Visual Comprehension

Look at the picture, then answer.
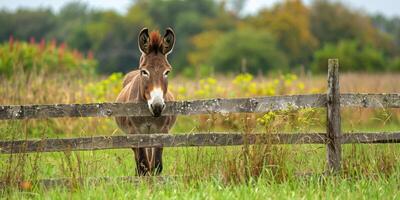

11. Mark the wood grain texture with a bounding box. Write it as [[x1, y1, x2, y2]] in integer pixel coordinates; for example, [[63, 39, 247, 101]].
[[326, 59, 342, 173], [341, 93, 400, 108], [1, 93, 399, 120], [1, 132, 399, 154], [341, 132, 400, 144], [0, 94, 327, 120], [0, 133, 328, 153], [0, 176, 180, 189]]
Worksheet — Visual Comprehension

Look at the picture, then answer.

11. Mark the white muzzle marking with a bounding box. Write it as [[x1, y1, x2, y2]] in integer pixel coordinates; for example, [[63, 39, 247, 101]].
[[147, 88, 164, 115]]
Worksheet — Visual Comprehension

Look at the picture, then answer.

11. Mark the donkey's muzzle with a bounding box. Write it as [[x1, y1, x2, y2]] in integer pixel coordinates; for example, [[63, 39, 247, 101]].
[[150, 103, 165, 117]]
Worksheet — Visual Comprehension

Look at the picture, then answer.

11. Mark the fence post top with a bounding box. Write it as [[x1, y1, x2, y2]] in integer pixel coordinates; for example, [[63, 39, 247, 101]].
[[328, 58, 339, 66]]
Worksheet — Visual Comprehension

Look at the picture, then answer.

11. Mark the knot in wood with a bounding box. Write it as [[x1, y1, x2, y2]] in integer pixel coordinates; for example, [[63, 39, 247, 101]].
[[248, 98, 258, 112], [362, 97, 368, 107], [105, 109, 112, 116]]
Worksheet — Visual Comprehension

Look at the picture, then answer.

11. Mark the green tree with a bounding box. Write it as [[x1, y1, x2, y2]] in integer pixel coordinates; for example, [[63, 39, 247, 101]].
[[86, 11, 140, 73], [371, 14, 400, 55], [312, 40, 385, 72], [49, 2, 93, 51], [250, 0, 318, 67], [310, 0, 393, 52], [388, 57, 400, 71], [210, 28, 288, 74], [0, 9, 55, 41]]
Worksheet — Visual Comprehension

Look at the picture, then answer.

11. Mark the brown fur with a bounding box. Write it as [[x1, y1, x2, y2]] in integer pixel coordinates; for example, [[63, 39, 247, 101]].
[[115, 29, 176, 176]]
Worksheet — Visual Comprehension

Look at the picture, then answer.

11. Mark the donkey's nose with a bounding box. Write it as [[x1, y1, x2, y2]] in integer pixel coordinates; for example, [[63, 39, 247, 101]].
[[148, 87, 165, 117], [150, 103, 165, 117]]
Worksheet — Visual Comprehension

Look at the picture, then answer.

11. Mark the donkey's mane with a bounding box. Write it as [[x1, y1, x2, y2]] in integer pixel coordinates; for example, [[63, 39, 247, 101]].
[[148, 31, 163, 54]]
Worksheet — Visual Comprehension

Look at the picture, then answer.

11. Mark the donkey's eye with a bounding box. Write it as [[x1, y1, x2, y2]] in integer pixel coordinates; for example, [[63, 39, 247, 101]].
[[141, 70, 149, 77], [164, 70, 170, 78]]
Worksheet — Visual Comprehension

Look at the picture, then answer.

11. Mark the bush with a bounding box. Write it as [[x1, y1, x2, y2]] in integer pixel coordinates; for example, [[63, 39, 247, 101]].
[[0, 40, 96, 77], [388, 57, 400, 71], [312, 40, 386, 72], [85, 72, 123, 102], [210, 28, 288, 74], [181, 64, 215, 79]]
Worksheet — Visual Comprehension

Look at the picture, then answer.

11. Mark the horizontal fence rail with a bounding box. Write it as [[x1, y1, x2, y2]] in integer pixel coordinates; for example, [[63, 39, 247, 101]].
[[341, 93, 400, 108], [0, 176, 185, 189], [0, 94, 326, 120], [0, 133, 327, 153], [0, 93, 399, 120], [1, 132, 399, 154]]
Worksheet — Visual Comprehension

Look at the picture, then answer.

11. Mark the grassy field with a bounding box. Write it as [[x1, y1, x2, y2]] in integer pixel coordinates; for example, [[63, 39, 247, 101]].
[[0, 71, 399, 199]]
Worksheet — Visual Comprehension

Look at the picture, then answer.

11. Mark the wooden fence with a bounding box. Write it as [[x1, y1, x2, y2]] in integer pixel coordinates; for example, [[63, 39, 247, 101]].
[[0, 59, 399, 173]]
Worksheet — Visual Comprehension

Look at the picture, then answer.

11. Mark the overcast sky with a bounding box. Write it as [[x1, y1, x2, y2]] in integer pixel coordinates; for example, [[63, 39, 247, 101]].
[[0, 0, 399, 17]]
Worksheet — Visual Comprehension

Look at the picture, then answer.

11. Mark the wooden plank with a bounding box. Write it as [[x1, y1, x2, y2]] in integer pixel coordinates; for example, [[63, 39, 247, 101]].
[[341, 132, 400, 144], [1, 132, 399, 154], [0, 176, 182, 189], [341, 93, 400, 108], [0, 93, 399, 120], [326, 59, 342, 173], [0, 94, 327, 120], [0, 133, 328, 154]]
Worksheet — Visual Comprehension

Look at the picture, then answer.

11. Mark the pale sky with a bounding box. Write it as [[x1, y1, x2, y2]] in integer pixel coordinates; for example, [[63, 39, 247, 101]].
[[0, 0, 399, 17]]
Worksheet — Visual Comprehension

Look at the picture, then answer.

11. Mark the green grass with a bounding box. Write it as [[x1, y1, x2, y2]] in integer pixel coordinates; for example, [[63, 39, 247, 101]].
[[1, 141, 399, 199], [2, 171, 400, 199]]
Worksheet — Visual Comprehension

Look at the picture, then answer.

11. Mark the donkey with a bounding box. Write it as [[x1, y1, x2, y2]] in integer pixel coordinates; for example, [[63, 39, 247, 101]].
[[115, 28, 176, 175]]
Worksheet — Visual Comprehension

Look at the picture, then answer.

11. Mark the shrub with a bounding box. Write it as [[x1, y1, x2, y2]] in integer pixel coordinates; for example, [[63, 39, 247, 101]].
[[0, 39, 96, 77], [210, 28, 288, 74], [85, 72, 123, 102], [312, 40, 386, 72], [388, 57, 400, 71]]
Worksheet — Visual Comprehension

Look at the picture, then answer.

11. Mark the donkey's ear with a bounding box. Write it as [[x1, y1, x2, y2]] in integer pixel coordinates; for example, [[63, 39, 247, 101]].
[[162, 28, 175, 55], [138, 28, 150, 54]]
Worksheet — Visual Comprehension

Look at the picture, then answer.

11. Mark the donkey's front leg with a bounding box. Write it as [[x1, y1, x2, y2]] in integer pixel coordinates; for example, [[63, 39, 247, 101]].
[[133, 148, 150, 176], [154, 147, 163, 175]]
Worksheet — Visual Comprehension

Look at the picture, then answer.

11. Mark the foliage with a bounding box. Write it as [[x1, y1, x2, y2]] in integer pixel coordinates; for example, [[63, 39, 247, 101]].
[[0, 40, 96, 77], [0, 9, 55, 41], [0, 0, 399, 75], [85, 73, 123, 102], [310, 1, 386, 46], [188, 30, 222, 68], [232, 73, 258, 95], [193, 77, 225, 98], [181, 64, 215, 78], [312, 40, 385, 72], [250, 0, 318, 66], [388, 57, 400, 71], [257, 107, 322, 133], [210, 28, 288, 74], [372, 14, 400, 55]]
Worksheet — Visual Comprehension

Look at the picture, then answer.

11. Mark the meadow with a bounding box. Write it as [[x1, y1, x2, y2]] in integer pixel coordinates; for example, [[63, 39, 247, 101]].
[[0, 67, 399, 199], [1, 0, 400, 197]]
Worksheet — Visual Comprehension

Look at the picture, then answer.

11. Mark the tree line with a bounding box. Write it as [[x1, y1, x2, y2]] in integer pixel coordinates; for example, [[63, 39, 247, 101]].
[[1, 0, 399, 75]]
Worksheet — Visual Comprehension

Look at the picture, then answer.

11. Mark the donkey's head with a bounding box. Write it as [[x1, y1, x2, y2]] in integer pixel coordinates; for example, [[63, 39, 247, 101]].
[[138, 28, 175, 117]]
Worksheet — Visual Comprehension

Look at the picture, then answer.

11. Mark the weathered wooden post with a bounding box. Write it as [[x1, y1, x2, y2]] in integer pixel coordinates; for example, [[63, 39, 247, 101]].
[[326, 59, 341, 173]]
